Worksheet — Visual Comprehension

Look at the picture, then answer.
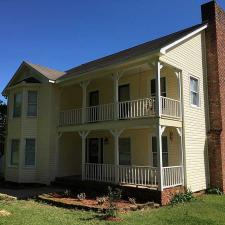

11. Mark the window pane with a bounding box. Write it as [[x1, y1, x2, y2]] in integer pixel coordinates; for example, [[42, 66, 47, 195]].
[[153, 152, 157, 167], [13, 93, 22, 117], [119, 138, 131, 165], [152, 136, 168, 167], [190, 77, 198, 92], [27, 91, 37, 116], [11, 139, 19, 166], [25, 139, 35, 166], [151, 78, 166, 97], [190, 77, 199, 106], [28, 91, 37, 104]]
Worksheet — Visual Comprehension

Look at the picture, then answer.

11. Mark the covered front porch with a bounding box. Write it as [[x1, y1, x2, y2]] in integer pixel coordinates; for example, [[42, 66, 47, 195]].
[[56, 125, 184, 190]]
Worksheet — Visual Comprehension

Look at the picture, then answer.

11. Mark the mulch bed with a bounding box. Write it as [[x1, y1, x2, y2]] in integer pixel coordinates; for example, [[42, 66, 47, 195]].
[[38, 193, 158, 212]]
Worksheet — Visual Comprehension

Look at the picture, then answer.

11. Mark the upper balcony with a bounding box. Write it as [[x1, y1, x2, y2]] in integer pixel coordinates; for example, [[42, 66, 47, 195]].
[[59, 96, 181, 126], [58, 60, 182, 128]]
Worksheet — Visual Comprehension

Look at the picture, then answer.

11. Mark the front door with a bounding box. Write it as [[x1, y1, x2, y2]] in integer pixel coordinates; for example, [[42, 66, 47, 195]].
[[87, 138, 103, 164], [89, 91, 99, 122]]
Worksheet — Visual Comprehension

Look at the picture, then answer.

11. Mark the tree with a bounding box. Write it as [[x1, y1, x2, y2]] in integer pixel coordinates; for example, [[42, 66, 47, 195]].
[[0, 100, 7, 157]]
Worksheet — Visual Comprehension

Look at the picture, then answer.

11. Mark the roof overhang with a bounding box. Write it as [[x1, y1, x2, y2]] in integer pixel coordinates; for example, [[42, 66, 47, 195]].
[[160, 24, 208, 54]]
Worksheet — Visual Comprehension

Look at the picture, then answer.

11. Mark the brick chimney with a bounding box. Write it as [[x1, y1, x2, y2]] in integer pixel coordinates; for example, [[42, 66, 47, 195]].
[[201, 1, 225, 191]]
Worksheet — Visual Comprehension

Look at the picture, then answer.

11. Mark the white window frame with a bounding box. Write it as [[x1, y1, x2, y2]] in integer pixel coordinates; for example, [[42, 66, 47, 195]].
[[190, 75, 200, 108], [24, 138, 36, 168], [27, 90, 38, 117], [9, 139, 20, 167]]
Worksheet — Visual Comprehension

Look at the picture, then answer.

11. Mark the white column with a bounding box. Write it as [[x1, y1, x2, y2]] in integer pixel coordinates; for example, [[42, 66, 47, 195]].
[[79, 130, 90, 180], [154, 59, 164, 191], [112, 72, 121, 120], [175, 71, 182, 118], [176, 127, 184, 185], [156, 124, 163, 191], [155, 60, 163, 117], [110, 129, 124, 183], [80, 81, 90, 124]]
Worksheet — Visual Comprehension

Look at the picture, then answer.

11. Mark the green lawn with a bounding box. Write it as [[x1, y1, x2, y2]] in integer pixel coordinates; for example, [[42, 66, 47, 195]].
[[0, 195, 225, 225]]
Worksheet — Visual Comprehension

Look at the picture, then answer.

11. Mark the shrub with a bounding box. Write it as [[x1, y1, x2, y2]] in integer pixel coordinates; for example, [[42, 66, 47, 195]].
[[105, 186, 122, 218], [128, 197, 136, 205], [170, 189, 194, 205], [206, 187, 223, 195], [64, 189, 71, 197], [96, 196, 107, 205], [77, 193, 86, 201]]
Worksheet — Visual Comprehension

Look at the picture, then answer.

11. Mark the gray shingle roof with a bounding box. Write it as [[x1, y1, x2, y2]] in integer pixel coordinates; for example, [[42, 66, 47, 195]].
[[25, 61, 65, 80], [58, 23, 205, 81]]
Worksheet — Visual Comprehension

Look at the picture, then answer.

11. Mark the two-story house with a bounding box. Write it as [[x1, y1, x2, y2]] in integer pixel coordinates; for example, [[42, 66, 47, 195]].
[[2, 1, 225, 205]]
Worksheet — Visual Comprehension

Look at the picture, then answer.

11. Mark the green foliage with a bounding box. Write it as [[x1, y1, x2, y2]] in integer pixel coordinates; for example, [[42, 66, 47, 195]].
[[96, 196, 107, 205], [64, 189, 71, 197], [105, 186, 122, 218], [1, 195, 225, 224], [77, 192, 86, 201], [206, 187, 223, 195], [170, 189, 194, 205], [128, 197, 136, 205]]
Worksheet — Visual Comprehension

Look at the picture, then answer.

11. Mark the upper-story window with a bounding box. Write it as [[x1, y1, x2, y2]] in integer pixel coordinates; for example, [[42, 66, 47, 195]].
[[13, 93, 22, 118], [27, 91, 38, 117], [151, 77, 166, 97], [190, 76, 199, 107]]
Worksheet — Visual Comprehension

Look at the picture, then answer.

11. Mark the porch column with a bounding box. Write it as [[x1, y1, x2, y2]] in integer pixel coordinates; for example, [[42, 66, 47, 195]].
[[175, 71, 182, 118], [79, 130, 90, 180], [155, 59, 164, 191], [112, 72, 123, 120], [80, 81, 90, 124], [155, 60, 163, 117], [110, 129, 124, 183], [176, 127, 184, 185]]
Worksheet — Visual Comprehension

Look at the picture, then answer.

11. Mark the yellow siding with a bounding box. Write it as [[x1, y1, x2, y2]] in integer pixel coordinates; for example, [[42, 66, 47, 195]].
[[161, 32, 209, 192]]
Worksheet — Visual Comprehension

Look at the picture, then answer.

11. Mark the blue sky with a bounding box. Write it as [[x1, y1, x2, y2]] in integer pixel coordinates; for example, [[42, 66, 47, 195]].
[[1, 0, 225, 101]]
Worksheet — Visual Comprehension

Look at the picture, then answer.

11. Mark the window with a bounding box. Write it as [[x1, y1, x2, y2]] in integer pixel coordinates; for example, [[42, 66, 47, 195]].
[[10, 139, 19, 166], [25, 138, 36, 166], [119, 138, 131, 165], [13, 93, 22, 117], [152, 136, 168, 167], [190, 76, 199, 107], [151, 77, 166, 97], [27, 91, 38, 117]]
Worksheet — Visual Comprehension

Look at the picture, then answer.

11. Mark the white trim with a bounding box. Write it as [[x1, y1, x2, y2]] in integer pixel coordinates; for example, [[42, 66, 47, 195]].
[[160, 24, 208, 54], [189, 74, 201, 108]]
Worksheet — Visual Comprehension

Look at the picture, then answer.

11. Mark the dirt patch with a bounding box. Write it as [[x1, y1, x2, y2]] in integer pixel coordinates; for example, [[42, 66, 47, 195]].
[[38, 193, 158, 212], [0, 210, 11, 217]]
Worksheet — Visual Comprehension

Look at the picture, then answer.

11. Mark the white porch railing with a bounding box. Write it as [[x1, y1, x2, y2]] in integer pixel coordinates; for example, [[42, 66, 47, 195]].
[[59, 108, 82, 126], [84, 163, 157, 187], [84, 163, 183, 188], [118, 165, 157, 186], [161, 97, 181, 118], [86, 103, 114, 123], [84, 163, 115, 183], [162, 166, 183, 188], [119, 97, 155, 119], [59, 97, 181, 126]]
